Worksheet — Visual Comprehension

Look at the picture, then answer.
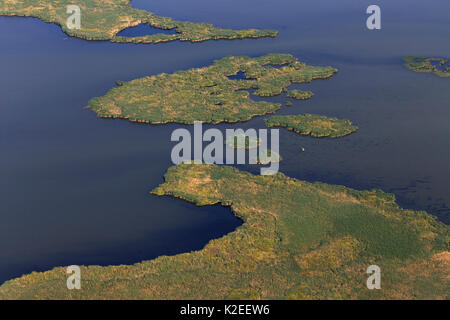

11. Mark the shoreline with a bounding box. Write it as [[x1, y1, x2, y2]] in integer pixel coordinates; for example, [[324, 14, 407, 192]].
[[1, 164, 447, 299]]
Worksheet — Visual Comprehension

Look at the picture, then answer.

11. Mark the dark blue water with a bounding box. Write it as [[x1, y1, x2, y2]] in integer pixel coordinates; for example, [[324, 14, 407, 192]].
[[1, 0, 449, 285], [228, 71, 254, 80], [116, 24, 176, 37]]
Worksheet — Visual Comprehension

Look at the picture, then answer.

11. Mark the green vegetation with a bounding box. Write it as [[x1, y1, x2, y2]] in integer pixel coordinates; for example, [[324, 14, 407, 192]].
[[0, 0, 277, 44], [225, 133, 261, 150], [404, 56, 449, 78], [86, 54, 338, 124], [0, 164, 448, 299], [286, 90, 314, 100], [264, 114, 358, 138]]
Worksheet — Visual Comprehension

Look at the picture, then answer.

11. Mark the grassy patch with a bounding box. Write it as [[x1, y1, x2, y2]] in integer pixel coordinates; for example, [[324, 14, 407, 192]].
[[264, 114, 358, 138], [86, 54, 338, 124]]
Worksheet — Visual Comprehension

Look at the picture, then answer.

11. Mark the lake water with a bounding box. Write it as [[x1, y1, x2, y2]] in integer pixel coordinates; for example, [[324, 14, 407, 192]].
[[116, 24, 176, 37], [1, 0, 449, 284]]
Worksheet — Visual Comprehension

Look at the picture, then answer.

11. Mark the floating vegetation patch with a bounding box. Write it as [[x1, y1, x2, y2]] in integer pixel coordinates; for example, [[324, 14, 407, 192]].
[[404, 56, 449, 78], [264, 114, 358, 138], [285, 89, 314, 100], [87, 54, 338, 124]]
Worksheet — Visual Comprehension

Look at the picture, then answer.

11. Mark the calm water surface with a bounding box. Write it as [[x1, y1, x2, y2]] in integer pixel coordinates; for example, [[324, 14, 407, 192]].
[[0, 0, 449, 284]]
